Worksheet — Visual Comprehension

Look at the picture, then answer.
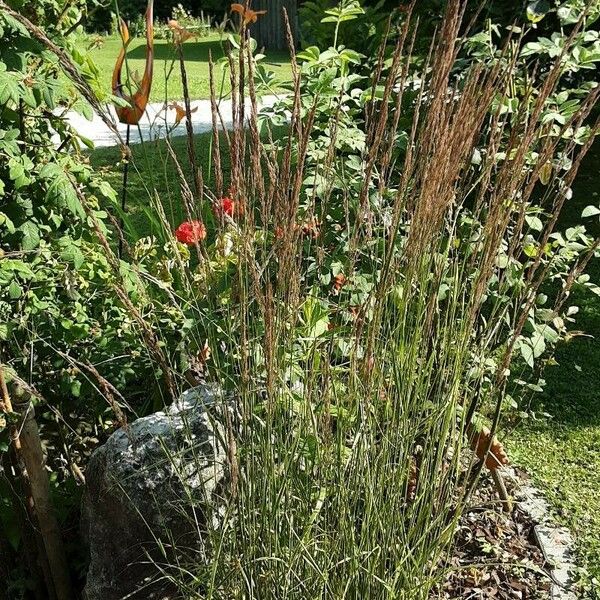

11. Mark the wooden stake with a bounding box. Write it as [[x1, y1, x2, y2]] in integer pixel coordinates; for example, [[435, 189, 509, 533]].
[[1, 370, 74, 600], [490, 467, 513, 513], [2, 450, 52, 600]]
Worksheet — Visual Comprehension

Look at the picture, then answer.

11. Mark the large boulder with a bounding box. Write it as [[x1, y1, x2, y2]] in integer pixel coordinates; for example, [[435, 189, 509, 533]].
[[82, 385, 230, 600]]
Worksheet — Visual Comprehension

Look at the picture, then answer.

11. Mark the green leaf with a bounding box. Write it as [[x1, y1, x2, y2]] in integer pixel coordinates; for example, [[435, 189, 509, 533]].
[[531, 331, 546, 358], [0, 13, 29, 36], [19, 221, 40, 250], [520, 342, 535, 368], [46, 175, 85, 218], [302, 296, 330, 339], [2, 259, 34, 278], [8, 280, 22, 299], [0, 70, 20, 105], [527, 1, 551, 23], [539, 161, 552, 185], [339, 49, 362, 64], [96, 180, 117, 201], [297, 46, 320, 63], [70, 379, 82, 397], [0, 212, 15, 233], [60, 240, 86, 269], [582, 205, 600, 218], [39, 163, 62, 180], [525, 215, 544, 231], [78, 134, 95, 150]]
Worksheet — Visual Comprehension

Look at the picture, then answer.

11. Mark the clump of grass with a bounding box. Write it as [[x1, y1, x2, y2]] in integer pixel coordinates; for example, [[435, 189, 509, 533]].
[[117, 3, 598, 598], [13, 0, 599, 597]]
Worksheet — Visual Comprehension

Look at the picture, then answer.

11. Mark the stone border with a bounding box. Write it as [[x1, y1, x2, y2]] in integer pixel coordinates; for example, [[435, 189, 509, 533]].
[[504, 467, 578, 600]]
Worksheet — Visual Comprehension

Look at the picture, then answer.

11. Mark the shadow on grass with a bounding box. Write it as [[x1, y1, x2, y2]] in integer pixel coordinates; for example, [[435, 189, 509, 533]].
[[126, 37, 292, 67], [127, 38, 222, 62], [532, 301, 600, 428], [508, 143, 600, 583]]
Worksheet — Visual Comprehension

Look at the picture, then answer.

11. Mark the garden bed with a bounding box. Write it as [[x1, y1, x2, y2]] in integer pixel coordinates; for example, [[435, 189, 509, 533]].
[[437, 469, 578, 599]]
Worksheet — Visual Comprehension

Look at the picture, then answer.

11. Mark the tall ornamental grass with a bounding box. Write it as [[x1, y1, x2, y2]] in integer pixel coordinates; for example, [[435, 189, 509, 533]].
[[124, 3, 598, 598], [5, 0, 598, 597]]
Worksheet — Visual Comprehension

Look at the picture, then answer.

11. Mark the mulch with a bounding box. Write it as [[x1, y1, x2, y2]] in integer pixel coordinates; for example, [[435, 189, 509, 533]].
[[435, 472, 553, 599]]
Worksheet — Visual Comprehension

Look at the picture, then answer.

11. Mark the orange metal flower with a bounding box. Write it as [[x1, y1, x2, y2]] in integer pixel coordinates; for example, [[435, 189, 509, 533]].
[[168, 19, 197, 45], [111, 0, 154, 125], [230, 3, 266, 25], [470, 426, 509, 471], [168, 101, 198, 125]]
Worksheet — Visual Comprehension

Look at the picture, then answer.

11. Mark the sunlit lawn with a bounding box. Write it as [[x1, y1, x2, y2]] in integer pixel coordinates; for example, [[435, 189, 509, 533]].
[[86, 31, 292, 102]]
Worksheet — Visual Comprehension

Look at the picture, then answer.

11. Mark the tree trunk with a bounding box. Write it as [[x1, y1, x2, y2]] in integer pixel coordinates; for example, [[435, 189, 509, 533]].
[[253, 0, 298, 51]]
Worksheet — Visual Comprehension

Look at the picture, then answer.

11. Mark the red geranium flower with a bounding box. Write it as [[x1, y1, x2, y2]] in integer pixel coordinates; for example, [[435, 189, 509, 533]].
[[216, 195, 243, 219], [221, 196, 235, 217], [175, 220, 206, 245]]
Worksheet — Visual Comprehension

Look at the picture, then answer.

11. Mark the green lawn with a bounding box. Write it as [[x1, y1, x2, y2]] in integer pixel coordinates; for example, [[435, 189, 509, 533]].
[[90, 131, 225, 236], [89, 135, 600, 594], [509, 143, 600, 596], [87, 32, 292, 102]]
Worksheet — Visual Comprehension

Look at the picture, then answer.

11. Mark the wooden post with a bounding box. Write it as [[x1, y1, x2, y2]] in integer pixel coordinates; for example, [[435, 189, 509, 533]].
[[253, 0, 298, 51], [490, 468, 513, 513], [1, 371, 74, 600], [1, 451, 52, 600]]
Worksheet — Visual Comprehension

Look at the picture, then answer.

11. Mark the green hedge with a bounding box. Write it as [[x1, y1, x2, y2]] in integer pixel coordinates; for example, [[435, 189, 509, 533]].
[[86, 0, 228, 32]]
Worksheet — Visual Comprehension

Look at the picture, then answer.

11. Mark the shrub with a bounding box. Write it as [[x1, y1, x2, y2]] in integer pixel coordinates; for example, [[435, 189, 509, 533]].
[[266, 0, 600, 411], [0, 6, 169, 590], [86, 0, 226, 33]]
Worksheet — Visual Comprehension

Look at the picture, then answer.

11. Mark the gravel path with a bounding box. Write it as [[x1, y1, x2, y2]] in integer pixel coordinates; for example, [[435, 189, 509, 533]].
[[65, 95, 279, 148]]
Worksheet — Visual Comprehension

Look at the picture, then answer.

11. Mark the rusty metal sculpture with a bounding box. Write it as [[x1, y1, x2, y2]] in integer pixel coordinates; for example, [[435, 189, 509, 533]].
[[112, 0, 154, 125], [111, 0, 154, 255]]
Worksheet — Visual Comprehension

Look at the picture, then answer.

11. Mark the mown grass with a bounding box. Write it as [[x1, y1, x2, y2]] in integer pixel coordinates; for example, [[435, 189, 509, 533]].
[[508, 142, 600, 593], [85, 32, 292, 102], [90, 131, 226, 236], [89, 134, 600, 591]]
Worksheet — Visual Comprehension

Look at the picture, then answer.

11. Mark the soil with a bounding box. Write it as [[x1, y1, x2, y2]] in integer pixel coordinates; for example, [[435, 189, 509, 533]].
[[436, 472, 553, 599]]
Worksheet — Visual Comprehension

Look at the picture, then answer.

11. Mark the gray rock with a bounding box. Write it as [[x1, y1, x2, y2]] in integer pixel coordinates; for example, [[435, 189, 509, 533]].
[[82, 385, 231, 600]]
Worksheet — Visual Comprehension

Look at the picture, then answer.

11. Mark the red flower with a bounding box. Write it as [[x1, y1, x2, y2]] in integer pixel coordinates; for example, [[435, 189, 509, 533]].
[[221, 196, 235, 217], [301, 216, 320, 239], [175, 220, 206, 245]]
